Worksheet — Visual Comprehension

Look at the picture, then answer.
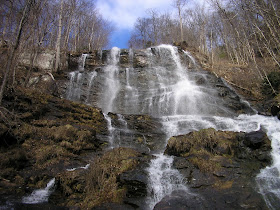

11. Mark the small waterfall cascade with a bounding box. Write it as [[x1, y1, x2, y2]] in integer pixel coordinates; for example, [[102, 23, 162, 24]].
[[78, 53, 88, 71], [103, 113, 116, 148], [86, 71, 97, 104], [66, 53, 89, 101], [98, 47, 121, 114], [64, 45, 280, 209], [22, 178, 55, 204], [146, 154, 188, 209]]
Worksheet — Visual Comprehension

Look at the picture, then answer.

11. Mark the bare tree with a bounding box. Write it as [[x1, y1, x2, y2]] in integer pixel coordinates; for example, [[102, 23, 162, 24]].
[[54, 0, 63, 73], [0, 0, 34, 105], [173, 0, 187, 42]]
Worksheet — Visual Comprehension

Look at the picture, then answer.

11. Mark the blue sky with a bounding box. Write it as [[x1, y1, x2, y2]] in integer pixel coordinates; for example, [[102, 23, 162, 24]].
[[96, 0, 205, 49], [96, 0, 177, 49]]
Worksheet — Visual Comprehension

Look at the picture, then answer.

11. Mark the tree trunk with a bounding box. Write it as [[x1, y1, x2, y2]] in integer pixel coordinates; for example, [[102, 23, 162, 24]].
[[179, 7, 184, 42], [54, 0, 63, 73], [0, 0, 32, 105]]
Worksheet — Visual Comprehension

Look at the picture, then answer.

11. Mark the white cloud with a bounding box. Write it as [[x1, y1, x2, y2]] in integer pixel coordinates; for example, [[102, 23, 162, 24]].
[[96, 0, 174, 29]]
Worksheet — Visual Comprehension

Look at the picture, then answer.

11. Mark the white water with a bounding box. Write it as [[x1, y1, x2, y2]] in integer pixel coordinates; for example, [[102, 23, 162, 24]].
[[86, 71, 97, 103], [142, 46, 280, 209], [22, 178, 55, 204], [64, 45, 280, 209], [66, 54, 89, 101], [78, 54, 88, 71], [103, 113, 115, 148], [98, 47, 120, 114], [66, 163, 90, 172], [146, 154, 188, 209]]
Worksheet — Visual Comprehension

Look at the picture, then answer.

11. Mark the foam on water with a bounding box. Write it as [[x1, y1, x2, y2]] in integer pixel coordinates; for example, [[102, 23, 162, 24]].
[[22, 178, 55, 204]]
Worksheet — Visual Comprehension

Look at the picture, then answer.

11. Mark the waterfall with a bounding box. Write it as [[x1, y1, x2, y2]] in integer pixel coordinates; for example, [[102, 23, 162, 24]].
[[78, 54, 88, 71], [98, 47, 121, 114], [64, 45, 280, 209], [86, 71, 97, 104], [67, 163, 90, 172], [66, 54, 89, 101], [22, 178, 55, 204], [103, 113, 116, 148]]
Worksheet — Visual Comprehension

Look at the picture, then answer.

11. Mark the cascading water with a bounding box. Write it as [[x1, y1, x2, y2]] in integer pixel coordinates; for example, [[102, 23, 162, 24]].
[[22, 178, 55, 204], [98, 47, 121, 114], [78, 54, 88, 71], [66, 53, 89, 101], [65, 45, 280, 209]]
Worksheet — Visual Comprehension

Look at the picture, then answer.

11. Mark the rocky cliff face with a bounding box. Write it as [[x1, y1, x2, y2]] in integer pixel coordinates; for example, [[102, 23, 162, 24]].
[[1, 45, 278, 210], [161, 128, 271, 209]]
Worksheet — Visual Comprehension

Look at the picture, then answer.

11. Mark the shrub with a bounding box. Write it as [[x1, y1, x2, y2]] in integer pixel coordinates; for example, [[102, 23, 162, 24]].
[[262, 71, 280, 96]]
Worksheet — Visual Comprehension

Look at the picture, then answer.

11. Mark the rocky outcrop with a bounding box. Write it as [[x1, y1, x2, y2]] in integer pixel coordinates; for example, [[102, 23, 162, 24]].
[[163, 128, 271, 209], [108, 113, 166, 152], [19, 50, 68, 72], [27, 73, 59, 96], [50, 147, 151, 209], [0, 87, 108, 202]]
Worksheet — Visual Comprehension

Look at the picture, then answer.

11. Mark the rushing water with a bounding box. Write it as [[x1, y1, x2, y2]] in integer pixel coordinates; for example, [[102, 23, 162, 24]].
[[22, 178, 56, 204], [65, 45, 280, 209]]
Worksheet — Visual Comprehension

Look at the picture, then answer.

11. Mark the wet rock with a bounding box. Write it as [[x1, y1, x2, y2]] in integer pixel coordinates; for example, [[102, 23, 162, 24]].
[[244, 129, 268, 149], [271, 105, 280, 116], [108, 113, 165, 152], [118, 164, 149, 208], [92, 203, 135, 210], [154, 190, 206, 210], [165, 128, 271, 209], [119, 169, 148, 197], [134, 51, 149, 68]]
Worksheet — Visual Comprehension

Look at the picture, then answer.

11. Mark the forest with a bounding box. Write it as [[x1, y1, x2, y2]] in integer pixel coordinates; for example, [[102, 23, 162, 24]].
[[0, 0, 280, 104], [129, 0, 280, 100], [0, 0, 113, 105]]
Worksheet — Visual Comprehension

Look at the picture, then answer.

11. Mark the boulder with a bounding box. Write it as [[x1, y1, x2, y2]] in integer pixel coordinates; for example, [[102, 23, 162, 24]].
[[118, 168, 148, 198], [271, 105, 280, 117], [164, 128, 271, 209], [27, 73, 59, 96], [154, 190, 206, 210], [244, 129, 268, 149]]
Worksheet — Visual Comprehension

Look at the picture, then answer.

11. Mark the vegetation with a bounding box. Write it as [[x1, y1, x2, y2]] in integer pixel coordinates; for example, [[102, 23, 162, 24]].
[[262, 71, 280, 96], [165, 128, 235, 173], [0, 87, 107, 183], [0, 0, 114, 104], [129, 0, 280, 100], [83, 147, 140, 208]]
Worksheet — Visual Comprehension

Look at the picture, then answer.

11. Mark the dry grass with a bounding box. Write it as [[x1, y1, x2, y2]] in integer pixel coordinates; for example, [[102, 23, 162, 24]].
[[167, 128, 233, 157], [166, 128, 237, 173], [83, 147, 140, 208]]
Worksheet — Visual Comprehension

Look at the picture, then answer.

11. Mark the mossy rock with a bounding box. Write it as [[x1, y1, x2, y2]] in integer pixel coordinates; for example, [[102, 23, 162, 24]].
[[51, 147, 143, 209], [166, 128, 271, 209], [165, 128, 235, 158]]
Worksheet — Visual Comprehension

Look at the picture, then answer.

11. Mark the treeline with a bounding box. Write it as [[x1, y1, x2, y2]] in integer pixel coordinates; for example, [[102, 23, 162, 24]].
[[0, 0, 113, 52], [129, 0, 280, 72], [0, 0, 113, 104]]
